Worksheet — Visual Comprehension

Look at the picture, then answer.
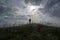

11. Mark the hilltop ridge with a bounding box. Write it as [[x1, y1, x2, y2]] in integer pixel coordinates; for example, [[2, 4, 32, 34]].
[[0, 24, 60, 40]]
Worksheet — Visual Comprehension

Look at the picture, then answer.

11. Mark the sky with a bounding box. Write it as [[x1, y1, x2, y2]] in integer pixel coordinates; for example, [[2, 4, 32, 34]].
[[0, 0, 60, 27]]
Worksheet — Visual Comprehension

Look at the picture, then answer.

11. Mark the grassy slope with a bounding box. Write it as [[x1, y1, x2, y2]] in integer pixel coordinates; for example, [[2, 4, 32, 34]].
[[0, 24, 60, 40]]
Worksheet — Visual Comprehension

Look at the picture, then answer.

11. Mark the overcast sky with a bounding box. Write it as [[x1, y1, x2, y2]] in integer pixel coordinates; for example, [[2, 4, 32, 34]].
[[0, 0, 60, 27]]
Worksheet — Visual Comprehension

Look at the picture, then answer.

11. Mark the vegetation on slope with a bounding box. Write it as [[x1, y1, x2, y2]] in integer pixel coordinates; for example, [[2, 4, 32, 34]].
[[0, 24, 60, 40]]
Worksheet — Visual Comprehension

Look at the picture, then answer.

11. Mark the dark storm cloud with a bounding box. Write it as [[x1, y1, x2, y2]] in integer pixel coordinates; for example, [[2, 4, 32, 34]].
[[24, 0, 43, 5], [0, 0, 28, 27], [44, 0, 60, 17], [0, 0, 15, 16], [0, 6, 13, 16], [49, 3, 60, 17], [45, 0, 60, 9]]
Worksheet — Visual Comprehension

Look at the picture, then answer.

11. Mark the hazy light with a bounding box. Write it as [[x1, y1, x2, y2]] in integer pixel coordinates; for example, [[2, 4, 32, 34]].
[[28, 6, 37, 11]]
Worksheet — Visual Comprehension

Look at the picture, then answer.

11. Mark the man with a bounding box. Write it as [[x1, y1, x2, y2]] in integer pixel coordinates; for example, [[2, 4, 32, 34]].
[[29, 18, 31, 24]]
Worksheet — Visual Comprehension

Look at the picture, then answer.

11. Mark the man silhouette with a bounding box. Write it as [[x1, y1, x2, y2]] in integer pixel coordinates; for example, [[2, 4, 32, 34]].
[[29, 18, 31, 24]]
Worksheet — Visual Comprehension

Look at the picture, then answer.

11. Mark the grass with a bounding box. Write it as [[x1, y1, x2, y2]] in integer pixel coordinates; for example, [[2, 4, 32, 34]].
[[0, 23, 60, 40]]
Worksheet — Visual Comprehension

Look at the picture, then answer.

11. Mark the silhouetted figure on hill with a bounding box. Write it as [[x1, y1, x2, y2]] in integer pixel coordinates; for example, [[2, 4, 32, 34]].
[[29, 18, 31, 24]]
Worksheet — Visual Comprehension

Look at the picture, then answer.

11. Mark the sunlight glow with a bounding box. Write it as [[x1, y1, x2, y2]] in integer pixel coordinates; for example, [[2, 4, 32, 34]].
[[29, 6, 37, 11], [27, 5, 39, 15], [27, 5, 39, 11]]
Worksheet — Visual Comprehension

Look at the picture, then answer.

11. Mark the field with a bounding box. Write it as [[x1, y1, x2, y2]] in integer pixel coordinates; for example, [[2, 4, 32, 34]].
[[0, 24, 60, 40]]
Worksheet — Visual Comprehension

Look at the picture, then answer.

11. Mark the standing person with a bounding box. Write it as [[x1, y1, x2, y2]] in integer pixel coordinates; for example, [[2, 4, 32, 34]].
[[29, 18, 31, 24]]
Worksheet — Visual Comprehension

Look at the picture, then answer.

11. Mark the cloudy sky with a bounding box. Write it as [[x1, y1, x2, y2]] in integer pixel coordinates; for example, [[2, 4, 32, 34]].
[[0, 0, 60, 27]]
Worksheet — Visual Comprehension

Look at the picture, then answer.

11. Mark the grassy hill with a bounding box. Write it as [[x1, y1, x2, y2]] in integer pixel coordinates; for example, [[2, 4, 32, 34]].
[[0, 24, 60, 40]]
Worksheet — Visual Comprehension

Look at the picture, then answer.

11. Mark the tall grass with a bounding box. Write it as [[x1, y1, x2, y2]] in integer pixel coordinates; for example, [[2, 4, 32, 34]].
[[0, 24, 60, 40]]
